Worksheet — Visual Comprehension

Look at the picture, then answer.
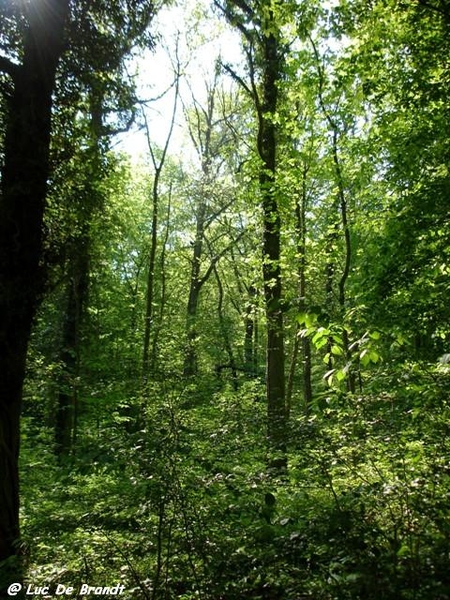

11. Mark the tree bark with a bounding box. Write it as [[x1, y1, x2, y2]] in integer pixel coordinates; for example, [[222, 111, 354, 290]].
[[216, 0, 288, 463], [55, 239, 89, 458], [243, 285, 258, 376], [213, 265, 238, 389], [332, 129, 355, 393], [257, 27, 287, 463], [286, 163, 312, 416], [183, 199, 207, 376], [0, 0, 69, 578], [150, 187, 172, 372]]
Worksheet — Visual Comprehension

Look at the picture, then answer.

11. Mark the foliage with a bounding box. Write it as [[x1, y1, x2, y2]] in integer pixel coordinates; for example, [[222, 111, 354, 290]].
[[21, 363, 450, 599], [2, 0, 450, 597]]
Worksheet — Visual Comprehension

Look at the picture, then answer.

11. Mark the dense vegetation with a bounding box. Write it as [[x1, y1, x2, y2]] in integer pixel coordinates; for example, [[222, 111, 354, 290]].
[[1, 0, 450, 598]]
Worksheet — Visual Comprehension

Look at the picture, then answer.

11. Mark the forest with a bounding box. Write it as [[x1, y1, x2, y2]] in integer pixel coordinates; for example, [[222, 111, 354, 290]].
[[0, 0, 449, 598]]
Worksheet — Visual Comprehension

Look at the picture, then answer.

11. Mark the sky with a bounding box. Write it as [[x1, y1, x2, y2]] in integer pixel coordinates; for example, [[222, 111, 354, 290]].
[[114, 0, 243, 162]]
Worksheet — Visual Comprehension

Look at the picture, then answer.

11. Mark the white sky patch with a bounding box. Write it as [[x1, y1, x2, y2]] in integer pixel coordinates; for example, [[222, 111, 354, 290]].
[[114, 0, 243, 162]]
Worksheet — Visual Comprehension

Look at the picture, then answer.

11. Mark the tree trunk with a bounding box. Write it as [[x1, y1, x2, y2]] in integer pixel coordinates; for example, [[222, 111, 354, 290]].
[[311, 37, 355, 393], [213, 265, 238, 389], [142, 71, 179, 378], [244, 285, 257, 376], [55, 241, 89, 458], [183, 200, 206, 376], [257, 28, 287, 464], [0, 0, 69, 580], [332, 130, 355, 393], [142, 176, 160, 377], [217, 0, 288, 462], [150, 187, 172, 372], [287, 162, 313, 416]]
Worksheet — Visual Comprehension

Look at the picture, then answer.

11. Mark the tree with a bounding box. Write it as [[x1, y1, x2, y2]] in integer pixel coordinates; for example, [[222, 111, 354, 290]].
[[215, 0, 289, 464], [141, 55, 181, 380], [0, 0, 156, 580], [53, 86, 116, 458], [340, 0, 450, 357], [286, 160, 313, 415], [182, 73, 242, 376], [0, 0, 70, 579], [309, 35, 356, 392]]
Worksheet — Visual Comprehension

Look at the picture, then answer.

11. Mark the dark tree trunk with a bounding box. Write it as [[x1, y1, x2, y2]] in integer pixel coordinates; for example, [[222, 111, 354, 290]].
[[55, 285, 78, 458], [324, 225, 338, 373], [55, 241, 89, 458], [142, 178, 159, 377], [150, 188, 172, 372], [244, 285, 257, 376], [213, 265, 238, 389], [332, 130, 355, 393], [0, 0, 69, 579], [216, 0, 288, 463], [183, 200, 206, 377], [257, 28, 287, 464]]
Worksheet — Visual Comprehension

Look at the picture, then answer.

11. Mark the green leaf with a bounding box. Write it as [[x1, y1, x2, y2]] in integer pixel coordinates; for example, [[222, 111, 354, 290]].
[[369, 350, 380, 363], [360, 349, 371, 367], [312, 327, 329, 344], [331, 344, 344, 356], [336, 369, 346, 382]]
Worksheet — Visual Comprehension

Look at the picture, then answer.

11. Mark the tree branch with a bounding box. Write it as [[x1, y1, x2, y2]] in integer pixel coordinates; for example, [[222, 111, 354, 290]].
[[199, 229, 246, 288], [221, 62, 253, 98], [308, 35, 338, 132], [204, 197, 235, 230]]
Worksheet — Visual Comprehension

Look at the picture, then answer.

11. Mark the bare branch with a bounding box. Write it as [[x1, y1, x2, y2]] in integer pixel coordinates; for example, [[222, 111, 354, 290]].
[[199, 229, 246, 288], [308, 35, 338, 132], [204, 199, 234, 230], [142, 36, 181, 171], [181, 92, 203, 159], [221, 61, 253, 98], [138, 79, 179, 105]]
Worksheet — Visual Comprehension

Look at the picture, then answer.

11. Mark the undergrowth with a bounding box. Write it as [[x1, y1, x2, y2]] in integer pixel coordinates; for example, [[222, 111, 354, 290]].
[[20, 367, 450, 599]]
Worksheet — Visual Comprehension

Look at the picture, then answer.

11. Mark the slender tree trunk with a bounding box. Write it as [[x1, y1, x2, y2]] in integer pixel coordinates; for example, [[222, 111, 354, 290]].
[[213, 265, 238, 389], [244, 285, 257, 377], [257, 28, 287, 464], [287, 163, 312, 416], [55, 241, 89, 458], [142, 72, 179, 379], [311, 36, 355, 393], [228, 248, 257, 377], [217, 0, 287, 461], [150, 187, 172, 372], [0, 0, 69, 581], [332, 130, 355, 393], [324, 224, 338, 373], [142, 174, 160, 377], [183, 201, 206, 376], [298, 189, 313, 412], [55, 284, 78, 457]]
